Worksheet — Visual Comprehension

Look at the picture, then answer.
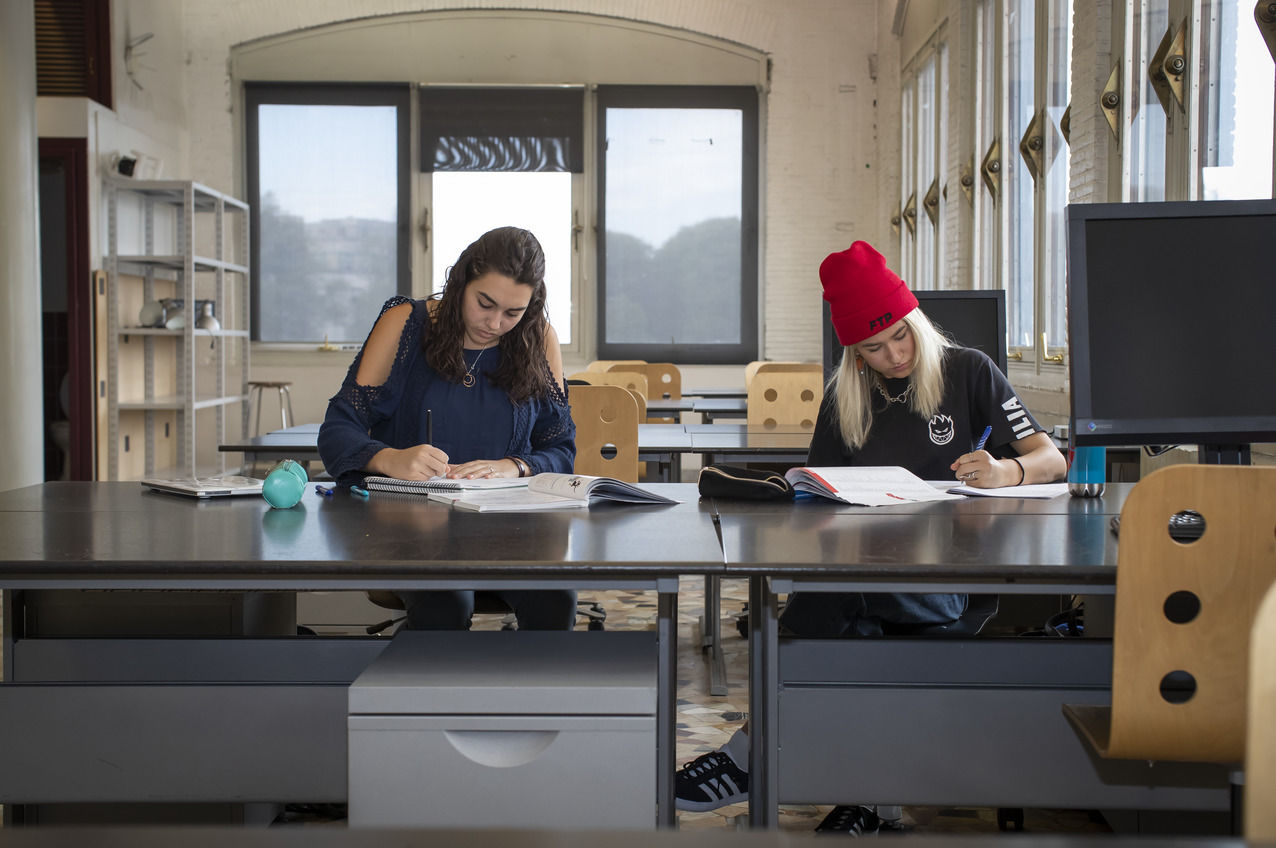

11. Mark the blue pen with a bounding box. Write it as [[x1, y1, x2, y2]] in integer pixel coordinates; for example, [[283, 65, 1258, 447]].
[[314, 484, 334, 498], [974, 425, 993, 452], [349, 485, 370, 499]]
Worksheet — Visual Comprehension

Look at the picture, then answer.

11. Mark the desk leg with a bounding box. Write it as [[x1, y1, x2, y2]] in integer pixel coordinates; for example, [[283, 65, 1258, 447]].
[[747, 575, 779, 828], [657, 590, 677, 828], [700, 576, 728, 696]]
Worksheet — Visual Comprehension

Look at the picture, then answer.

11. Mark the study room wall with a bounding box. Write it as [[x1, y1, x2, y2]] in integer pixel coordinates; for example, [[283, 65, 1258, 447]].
[[178, 0, 890, 373]]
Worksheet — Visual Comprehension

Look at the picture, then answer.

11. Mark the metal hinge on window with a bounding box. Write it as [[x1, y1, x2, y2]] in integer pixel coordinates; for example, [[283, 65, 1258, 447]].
[[1256, 1, 1276, 63], [1101, 62, 1122, 143], [980, 137, 1001, 204], [1149, 19, 1188, 116]]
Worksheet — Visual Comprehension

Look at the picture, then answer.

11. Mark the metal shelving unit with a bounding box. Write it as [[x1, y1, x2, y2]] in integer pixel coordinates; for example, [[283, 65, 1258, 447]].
[[104, 179, 251, 480]]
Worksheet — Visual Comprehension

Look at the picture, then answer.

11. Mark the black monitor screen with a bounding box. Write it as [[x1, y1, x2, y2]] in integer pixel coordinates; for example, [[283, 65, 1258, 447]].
[[1067, 199, 1276, 449], [823, 290, 1007, 380]]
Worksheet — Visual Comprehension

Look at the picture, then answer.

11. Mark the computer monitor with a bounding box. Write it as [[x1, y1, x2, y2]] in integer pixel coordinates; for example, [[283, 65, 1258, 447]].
[[1066, 199, 1276, 464], [822, 290, 1008, 381]]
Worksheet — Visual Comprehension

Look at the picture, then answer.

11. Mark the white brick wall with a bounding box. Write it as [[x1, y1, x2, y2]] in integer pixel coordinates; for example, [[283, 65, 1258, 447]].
[[101, 0, 1119, 373]]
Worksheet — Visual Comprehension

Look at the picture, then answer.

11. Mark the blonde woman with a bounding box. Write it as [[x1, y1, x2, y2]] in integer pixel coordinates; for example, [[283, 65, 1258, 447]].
[[675, 242, 1065, 828]]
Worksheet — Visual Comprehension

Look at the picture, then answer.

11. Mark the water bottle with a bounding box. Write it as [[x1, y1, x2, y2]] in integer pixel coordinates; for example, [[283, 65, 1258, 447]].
[[1068, 442, 1106, 498]]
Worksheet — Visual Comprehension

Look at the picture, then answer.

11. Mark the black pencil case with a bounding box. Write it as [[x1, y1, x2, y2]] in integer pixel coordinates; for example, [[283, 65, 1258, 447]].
[[697, 464, 795, 501]]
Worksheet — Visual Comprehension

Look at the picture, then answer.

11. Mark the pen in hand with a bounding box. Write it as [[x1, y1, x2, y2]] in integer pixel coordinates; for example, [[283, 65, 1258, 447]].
[[426, 408, 433, 445], [974, 425, 993, 452]]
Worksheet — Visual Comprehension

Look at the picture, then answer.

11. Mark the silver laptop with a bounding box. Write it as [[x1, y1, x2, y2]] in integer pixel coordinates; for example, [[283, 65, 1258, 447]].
[[141, 475, 265, 499]]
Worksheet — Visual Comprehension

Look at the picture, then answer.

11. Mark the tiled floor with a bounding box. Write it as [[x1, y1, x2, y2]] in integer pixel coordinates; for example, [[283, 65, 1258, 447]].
[[581, 577, 1112, 836]]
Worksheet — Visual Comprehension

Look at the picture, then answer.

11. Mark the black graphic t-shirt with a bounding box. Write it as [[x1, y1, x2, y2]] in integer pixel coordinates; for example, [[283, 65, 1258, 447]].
[[807, 346, 1045, 480]]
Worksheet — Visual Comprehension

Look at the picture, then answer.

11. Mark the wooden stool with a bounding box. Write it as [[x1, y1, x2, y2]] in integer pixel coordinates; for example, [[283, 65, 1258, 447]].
[[248, 380, 295, 434]]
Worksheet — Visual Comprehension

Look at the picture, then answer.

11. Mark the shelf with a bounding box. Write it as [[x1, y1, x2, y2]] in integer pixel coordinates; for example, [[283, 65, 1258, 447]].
[[118, 394, 247, 412], [118, 328, 250, 339], [105, 178, 250, 213], [104, 179, 252, 480], [117, 254, 249, 275]]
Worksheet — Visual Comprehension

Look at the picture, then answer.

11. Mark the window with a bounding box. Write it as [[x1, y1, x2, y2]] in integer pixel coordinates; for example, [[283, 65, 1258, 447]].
[[1117, 0, 1275, 203], [1197, 0, 1274, 199], [596, 86, 759, 364], [245, 83, 410, 343], [899, 40, 949, 290], [972, 0, 1000, 290], [421, 88, 583, 344], [1002, 0, 1036, 354], [1123, 0, 1170, 200]]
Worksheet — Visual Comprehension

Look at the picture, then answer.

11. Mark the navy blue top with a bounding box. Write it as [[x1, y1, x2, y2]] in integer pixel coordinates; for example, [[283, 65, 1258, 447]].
[[318, 297, 575, 485]]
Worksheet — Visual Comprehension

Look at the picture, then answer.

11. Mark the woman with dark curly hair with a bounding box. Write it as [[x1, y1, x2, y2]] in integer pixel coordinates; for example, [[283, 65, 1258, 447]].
[[318, 226, 576, 630]]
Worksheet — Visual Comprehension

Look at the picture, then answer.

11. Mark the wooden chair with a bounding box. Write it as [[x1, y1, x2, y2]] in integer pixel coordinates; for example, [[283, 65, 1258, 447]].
[[587, 359, 646, 372], [746, 365, 823, 432], [1247, 583, 1276, 841], [567, 371, 647, 422], [744, 360, 805, 389], [568, 383, 641, 482], [645, 362, 682, 401], [1061, 464, 1276, 829]]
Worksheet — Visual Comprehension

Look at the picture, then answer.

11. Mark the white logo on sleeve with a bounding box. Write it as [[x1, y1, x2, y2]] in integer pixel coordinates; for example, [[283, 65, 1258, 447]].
[[1002, 396, 1034, 437], [928, 414, 955, 445]]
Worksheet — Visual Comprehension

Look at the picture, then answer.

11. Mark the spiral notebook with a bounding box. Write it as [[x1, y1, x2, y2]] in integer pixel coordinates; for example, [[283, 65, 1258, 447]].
[[362, 475, 530, 496]]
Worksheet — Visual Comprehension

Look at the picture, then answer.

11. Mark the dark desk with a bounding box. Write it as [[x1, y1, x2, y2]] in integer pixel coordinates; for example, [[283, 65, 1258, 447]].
[[219, 424, 806, 485], [683, 386, 747, 399], [715, 486, 1229, 827], [0, 482, 720, 826], [692, 397, 748, 421]]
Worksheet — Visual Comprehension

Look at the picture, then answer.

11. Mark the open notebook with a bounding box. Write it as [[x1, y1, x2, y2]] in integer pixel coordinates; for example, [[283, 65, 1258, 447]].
[[440, 473, 680, 512], [141, 475, 264, 499]]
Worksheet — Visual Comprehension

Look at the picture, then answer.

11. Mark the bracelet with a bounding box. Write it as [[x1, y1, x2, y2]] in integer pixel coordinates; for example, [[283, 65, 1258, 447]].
[[1010, 456, 1025, 486], [506, 456, 530, 477]]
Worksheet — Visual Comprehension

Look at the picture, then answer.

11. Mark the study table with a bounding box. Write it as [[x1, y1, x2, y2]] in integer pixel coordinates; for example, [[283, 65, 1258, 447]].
[[219, 423, 812, 484], [0, 481, 722, 827], [716, 485, 1231, 828]]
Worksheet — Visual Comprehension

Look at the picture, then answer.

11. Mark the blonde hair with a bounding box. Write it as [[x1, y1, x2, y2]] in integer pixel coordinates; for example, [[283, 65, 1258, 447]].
[[832, 308, 953, 450]]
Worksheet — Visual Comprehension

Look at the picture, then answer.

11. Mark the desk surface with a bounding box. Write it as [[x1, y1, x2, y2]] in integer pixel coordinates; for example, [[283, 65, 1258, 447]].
[[218, 423, 810, 457], [0, 482, 721, 588], [716, 485, 1126, 584]]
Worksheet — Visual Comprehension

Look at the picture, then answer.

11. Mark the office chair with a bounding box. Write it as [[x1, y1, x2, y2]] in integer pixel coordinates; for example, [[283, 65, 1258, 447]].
[[364, 590, 605, 634], [1062, 464, 1276, 834]]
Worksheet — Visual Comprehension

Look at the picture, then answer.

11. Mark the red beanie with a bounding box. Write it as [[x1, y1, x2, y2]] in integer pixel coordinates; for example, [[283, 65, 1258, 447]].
[[820, 241, 918, 346]]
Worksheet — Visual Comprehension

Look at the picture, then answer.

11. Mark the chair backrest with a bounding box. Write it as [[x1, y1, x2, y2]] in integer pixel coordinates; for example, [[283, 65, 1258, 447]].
[[587, 359, 646, 373], [1247, 583, 1276, 840], [644, 362, 682, 400], [569, 383, 640, 482], [747, 366, 823, 432], [1106, 464, 1276, 763], [744, 360, 811, 389], [571, 370, 647, 420]]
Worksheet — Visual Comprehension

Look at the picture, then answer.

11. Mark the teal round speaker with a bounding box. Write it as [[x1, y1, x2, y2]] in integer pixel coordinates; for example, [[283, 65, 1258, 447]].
[[262, 459, 308, 509]]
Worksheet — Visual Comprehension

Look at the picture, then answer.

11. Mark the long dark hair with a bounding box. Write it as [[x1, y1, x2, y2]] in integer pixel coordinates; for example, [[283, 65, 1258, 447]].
[[424, 226, 550, 403]]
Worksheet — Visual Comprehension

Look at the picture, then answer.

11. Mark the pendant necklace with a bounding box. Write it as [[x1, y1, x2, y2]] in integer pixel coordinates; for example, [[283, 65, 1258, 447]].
[[876, 380, 915, 405], [462, 346, 488, 388]]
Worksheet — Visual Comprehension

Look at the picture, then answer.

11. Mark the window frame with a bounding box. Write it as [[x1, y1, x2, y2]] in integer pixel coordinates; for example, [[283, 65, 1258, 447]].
[[594, 84, 760, 364], [244, 82, 412, 344]]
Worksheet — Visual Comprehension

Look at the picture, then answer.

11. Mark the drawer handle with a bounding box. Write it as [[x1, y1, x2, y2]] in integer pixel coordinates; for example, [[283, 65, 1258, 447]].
[[443, 730, 559, 767]]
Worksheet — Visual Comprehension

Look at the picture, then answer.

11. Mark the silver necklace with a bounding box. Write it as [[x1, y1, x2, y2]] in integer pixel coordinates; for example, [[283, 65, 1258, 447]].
[[462, 346, 488, 388], [875, 380, 915, 405]]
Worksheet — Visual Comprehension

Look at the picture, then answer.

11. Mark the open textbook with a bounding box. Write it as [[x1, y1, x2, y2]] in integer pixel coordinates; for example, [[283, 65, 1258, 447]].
[[443, 473, 680, 512], [363, 475, 529, 495], [785, 466, 964, 506]]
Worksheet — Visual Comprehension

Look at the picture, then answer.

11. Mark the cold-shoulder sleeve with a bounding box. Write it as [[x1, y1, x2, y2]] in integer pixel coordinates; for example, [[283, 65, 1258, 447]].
[[317, 296, 421, 482], [525, 376, 576, 475]]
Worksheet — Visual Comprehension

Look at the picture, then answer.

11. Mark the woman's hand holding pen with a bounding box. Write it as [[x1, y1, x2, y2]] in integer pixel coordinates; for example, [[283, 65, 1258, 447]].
[[369, 444, 450, 480], [951, 451, 1020, 488]]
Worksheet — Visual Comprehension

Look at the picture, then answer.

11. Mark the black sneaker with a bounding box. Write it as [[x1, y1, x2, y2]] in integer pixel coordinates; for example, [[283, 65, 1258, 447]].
[[815, 804, 893, 836], [674, 751, 749, 811]]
